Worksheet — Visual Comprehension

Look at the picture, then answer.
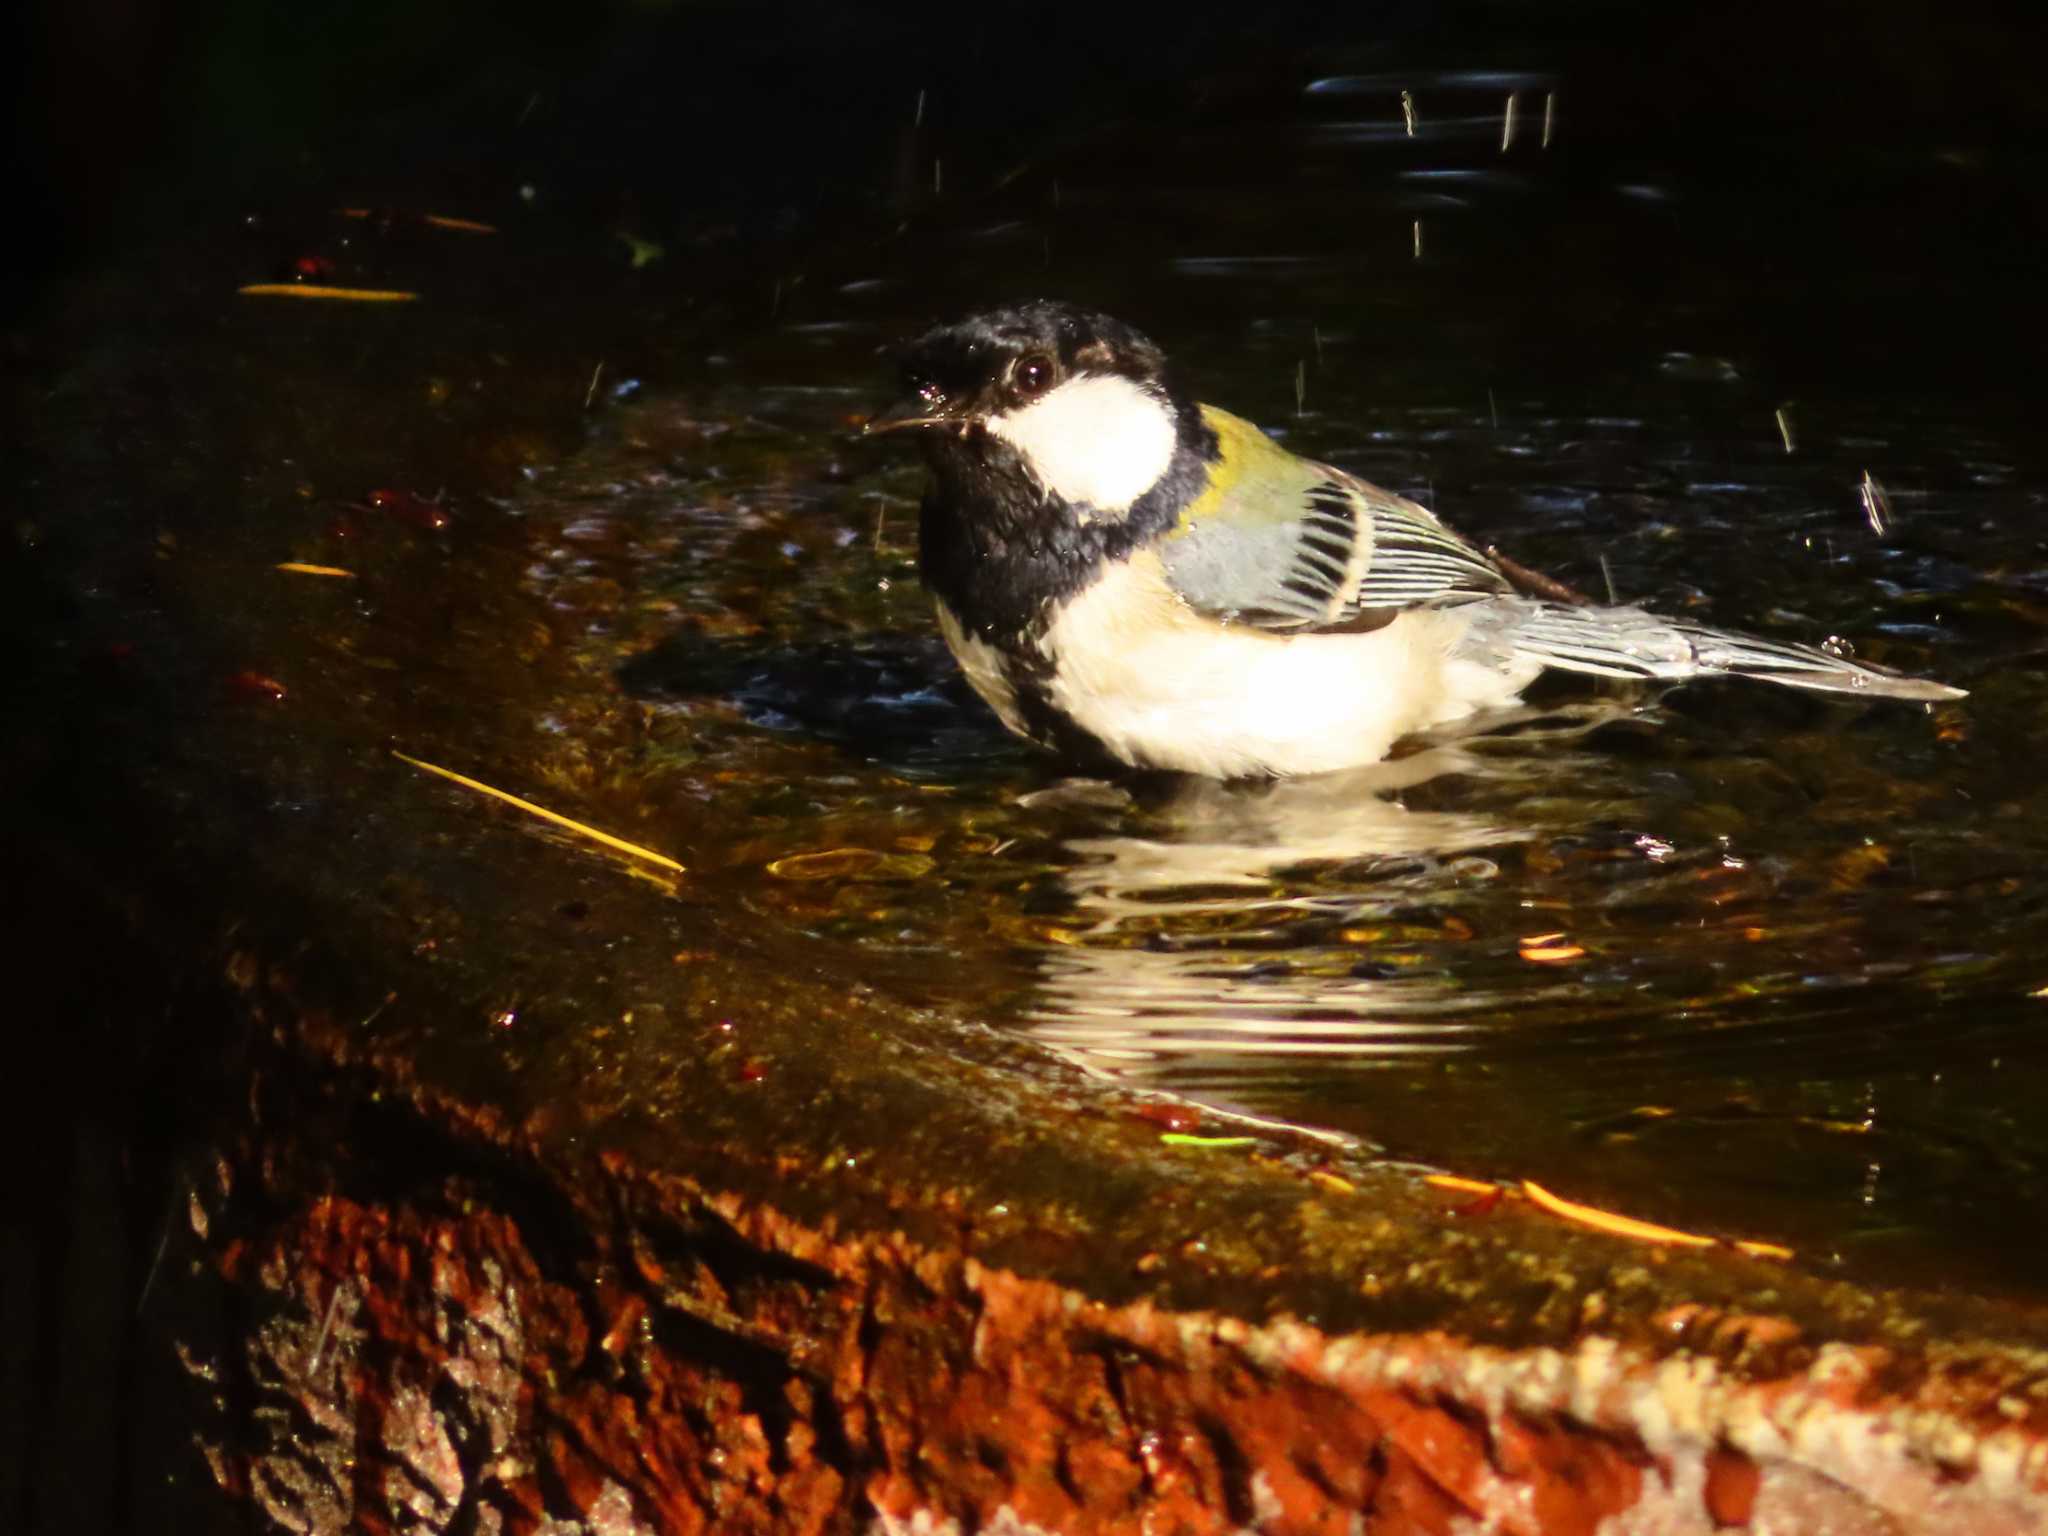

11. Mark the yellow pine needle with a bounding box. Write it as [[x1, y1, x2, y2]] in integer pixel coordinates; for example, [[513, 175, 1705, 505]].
[[336, 208, 498, 233], [1732, 1238, 1794, 1261], [238, 284, 419, 302], [1424, 1173, 1498, 1195], [276, 562, 355, 578], [1428, 1173, 1794, 1260], [1522, 1180, 1716, 1249], [391, 751, 685, 875]]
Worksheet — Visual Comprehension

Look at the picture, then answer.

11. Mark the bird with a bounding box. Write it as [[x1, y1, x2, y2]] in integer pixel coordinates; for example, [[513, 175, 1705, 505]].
[[863, 300, 1964, 779]]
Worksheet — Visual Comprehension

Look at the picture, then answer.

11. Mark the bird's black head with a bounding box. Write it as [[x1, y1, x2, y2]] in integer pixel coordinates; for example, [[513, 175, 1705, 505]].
[[872, 301, 1170, 429], [869, 302, 1220, 657], [866, 301, 1213, 522]]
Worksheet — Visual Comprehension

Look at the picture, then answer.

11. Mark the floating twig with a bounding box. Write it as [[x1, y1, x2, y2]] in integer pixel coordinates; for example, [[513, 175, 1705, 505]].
[[238, 284, 419, 303], [1424, 1173, 1497, 1195], [336, 208, 498, 234], [1732, 1237, 1795, 1261], [1430, 1174, 1792, 1259], [276, 562, 355, 578], [392, 751, 686, 875], [1522, 1180, 1715, 1246], [1485, 545, 1592, 606]]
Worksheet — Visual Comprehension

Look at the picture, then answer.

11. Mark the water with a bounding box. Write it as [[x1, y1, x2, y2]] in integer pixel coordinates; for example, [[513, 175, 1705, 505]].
[[171, 52, 2046, 1296]]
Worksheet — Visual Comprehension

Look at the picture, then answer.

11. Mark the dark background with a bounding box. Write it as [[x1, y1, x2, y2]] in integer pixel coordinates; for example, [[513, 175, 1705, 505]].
[[9, 1, 2043, 322]]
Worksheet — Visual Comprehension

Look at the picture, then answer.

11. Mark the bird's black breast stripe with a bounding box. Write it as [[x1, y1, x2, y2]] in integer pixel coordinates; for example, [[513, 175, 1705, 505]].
[[907, 384, 1220, 759]]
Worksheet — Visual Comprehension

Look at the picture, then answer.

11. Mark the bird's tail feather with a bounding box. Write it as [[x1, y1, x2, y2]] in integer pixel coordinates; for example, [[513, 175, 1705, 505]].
[[1494, 600, 1965, 703]]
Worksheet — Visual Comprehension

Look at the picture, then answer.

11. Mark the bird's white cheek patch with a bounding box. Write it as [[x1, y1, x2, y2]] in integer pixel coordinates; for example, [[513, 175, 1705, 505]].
[[986, 373, 1178, 516]]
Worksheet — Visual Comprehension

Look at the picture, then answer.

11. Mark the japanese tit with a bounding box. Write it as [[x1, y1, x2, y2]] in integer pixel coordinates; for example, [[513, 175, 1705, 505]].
[[865, 301, 1963, 778]]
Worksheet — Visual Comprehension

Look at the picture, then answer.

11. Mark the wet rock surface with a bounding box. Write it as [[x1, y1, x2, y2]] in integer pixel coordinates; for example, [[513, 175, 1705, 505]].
[[170, 964, 2048, 1534]]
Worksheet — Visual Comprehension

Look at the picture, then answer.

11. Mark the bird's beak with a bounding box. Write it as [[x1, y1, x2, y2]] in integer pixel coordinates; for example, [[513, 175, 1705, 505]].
[[861, 388, 993, 437], [860, 397, 954, 436]]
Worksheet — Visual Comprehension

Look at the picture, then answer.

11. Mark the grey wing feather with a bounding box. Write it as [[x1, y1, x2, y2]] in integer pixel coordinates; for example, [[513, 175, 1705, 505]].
[[1346, 482, 1514, 611], [1467, 599, 1966, 702], [1160, 461, 1511, 630]]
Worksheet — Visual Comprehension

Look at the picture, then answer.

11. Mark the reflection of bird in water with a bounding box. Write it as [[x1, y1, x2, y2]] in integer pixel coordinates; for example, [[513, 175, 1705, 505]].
[[1048, 746, 1501, 917], [1018, 736, 1582, 1088]]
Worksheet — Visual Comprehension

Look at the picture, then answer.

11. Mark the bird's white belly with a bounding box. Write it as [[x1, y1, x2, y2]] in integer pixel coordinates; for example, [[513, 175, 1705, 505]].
[[1036, 557, 1529, 776]]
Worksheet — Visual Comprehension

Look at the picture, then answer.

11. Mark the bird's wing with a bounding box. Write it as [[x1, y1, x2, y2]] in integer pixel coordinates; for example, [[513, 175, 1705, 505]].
[[1152, 410, 1965, 704], [1157, 406, 1515, 632]]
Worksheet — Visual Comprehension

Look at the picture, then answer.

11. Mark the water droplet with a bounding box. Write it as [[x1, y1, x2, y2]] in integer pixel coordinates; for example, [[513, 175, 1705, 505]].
[[1820, 635, 1855, 660]]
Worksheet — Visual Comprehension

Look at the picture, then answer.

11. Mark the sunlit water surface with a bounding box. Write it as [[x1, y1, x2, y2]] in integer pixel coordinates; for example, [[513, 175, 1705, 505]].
[[517, 61, 2048, 1293]]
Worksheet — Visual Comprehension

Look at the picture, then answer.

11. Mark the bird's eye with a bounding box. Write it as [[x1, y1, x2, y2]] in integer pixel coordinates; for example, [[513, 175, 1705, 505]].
[[1012, 354, 1055, 399]]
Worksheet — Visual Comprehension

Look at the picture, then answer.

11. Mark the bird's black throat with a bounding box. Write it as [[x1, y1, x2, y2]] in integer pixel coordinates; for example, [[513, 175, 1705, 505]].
[[915, 408, 1217, 650]]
